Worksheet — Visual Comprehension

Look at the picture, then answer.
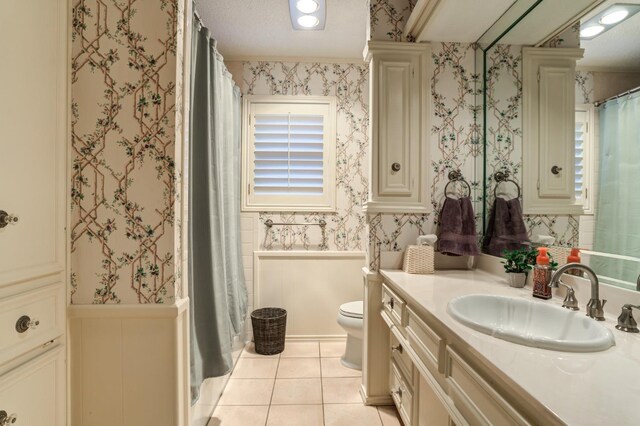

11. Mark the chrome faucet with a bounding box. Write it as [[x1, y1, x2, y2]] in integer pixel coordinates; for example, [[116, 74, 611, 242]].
[[549, 263, 606, 321]]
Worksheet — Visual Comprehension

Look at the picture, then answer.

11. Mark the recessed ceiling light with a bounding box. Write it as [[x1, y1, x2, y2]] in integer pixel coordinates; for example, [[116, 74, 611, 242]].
[[580, 25, 605, 38], [297, 15, 319, 28], [600, 9, 629, 25], [296, 0, 318, 14]]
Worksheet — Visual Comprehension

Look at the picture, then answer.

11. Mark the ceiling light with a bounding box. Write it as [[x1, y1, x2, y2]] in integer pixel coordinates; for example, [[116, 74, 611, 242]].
[[600, 9, 629, 25], [297, 15, 319, 28], [296, 0, 318, 14], [580, 25, 605, 38]]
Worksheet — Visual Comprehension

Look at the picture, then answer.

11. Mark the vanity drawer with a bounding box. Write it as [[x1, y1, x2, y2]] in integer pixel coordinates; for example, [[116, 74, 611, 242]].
[[406, 307, 446, 376], [0, 284, 64, 365], [445, 348, 531, 426], [390, 358, 414, 426], [390, 326, 413, 381], [382, 284, 406, 331]]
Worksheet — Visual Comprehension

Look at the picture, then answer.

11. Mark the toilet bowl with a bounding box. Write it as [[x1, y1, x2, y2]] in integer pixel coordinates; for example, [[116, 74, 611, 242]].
[[337, 301, 363, 370]]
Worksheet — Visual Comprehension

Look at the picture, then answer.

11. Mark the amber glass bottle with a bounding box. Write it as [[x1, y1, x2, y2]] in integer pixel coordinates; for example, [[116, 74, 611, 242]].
[[532, 247, 552, 299]]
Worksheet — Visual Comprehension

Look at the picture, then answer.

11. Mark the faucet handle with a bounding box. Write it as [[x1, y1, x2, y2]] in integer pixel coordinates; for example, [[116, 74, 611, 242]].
[[587, 298, 607, 321], [562, 287, 579, 311], [616, 304, 640, 333]]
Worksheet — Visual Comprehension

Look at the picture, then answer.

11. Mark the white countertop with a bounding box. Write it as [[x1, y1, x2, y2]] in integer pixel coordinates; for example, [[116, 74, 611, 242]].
[[380, 269, 640, 426]]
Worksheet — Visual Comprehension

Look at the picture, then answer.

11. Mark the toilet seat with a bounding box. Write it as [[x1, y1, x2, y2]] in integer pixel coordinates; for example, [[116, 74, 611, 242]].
[[339, 301, 363, 319]]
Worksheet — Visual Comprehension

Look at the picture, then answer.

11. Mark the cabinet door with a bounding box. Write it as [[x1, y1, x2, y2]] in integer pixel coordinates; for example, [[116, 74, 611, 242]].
[[0, 0, 67, 285], [0, 345, 65, 426], [418, 374, 450, 426], [538, 65, 574, 198], [522, 47, 584, 214], [377, 55, 419, 198]]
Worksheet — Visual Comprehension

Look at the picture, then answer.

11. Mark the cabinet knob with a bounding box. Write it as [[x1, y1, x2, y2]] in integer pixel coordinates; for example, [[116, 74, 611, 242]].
[[386, 298, 395, 310], [0, 411, 17, 425], [0, 210, 19, 229], [391, 344, 403, 354], [391, 163, 401, 172], [15, 315, 39, 334], [392, 387, 403, 399], [551, 165, 563, 175]]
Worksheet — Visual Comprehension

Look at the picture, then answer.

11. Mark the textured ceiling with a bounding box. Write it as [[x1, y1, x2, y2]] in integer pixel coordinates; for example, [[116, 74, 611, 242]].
[[579, 1, 640, 70], [196, 0, 367, 59]]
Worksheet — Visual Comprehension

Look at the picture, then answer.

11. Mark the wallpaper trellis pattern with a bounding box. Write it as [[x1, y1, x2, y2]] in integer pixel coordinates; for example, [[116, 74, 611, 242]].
[[239, 61, 370, 251], [71, 0, 178, 304], [369, 43, 480, 270], [369, 0, 416, 41]]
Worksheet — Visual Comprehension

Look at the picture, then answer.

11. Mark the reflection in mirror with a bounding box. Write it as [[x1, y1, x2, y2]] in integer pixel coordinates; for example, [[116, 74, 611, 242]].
[[478, 0, 640, 291]]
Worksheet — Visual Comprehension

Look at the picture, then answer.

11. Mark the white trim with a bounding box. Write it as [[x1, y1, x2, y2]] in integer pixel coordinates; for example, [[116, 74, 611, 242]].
[[284, 335, 347, 342], [226, 55, 364, 64], [403, 0, 442, 41], [67, 297, 189, 319], [575, 103, 596, 214], [242, 95, 338, 212], [359, 385, 394, 406], [254, 250, 366, 259]]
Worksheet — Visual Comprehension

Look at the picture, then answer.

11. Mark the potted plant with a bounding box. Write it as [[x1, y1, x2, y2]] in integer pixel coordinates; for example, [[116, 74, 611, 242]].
[[501, 248, 534, 288]]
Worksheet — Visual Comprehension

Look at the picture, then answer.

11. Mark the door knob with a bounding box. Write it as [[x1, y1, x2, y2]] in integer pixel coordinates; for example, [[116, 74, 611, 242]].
[[0, 210, 18, 229], [15, 315, 39, 334], [0, 411, 17, 425], [391, 163, 401, 172], [551, 166, 563, 175]]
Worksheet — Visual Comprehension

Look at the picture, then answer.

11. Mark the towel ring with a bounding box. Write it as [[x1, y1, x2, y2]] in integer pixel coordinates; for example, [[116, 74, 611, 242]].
[[444, 170, 471, 198], [494, 171, 521, 199]]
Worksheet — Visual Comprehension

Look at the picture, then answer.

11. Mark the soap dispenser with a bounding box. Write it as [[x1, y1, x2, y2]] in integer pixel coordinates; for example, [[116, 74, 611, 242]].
[[566, 248, 582, 276], [532, 247, 552, 299]]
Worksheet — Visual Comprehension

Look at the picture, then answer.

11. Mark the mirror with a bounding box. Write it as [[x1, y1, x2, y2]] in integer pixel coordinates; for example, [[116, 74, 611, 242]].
[[478, 0, 640, 291]]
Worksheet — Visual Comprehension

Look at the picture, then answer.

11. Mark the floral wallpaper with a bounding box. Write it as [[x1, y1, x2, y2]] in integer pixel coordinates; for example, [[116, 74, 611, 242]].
[[369, 43, 480, 270], [70, 0, 178, 304], [239, 61, 370, 251], [542, 22, 581, 48], [369, 0, 417, 41], [576, 70, 594, 104]]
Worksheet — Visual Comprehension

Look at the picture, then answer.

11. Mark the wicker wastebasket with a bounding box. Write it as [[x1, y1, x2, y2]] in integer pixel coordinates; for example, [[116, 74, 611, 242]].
[[251, 307, 287, 355]]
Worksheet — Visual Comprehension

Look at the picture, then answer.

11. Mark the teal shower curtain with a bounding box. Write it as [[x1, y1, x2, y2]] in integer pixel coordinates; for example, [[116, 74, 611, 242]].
[[592, 92, 640, 284], [188, 17, 247, 403]]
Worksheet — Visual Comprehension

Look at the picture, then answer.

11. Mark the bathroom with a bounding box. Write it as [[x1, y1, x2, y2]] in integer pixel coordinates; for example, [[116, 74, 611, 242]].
[[1, 0, 640, 425]]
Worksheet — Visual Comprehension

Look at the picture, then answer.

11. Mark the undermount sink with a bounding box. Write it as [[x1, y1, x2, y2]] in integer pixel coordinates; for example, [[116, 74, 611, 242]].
[[447, 294, 615, 352]]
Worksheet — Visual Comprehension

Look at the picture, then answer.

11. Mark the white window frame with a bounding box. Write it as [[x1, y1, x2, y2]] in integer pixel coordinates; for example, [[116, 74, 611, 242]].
[[241, 95, 337, 212], [575, 103, 596, 214]]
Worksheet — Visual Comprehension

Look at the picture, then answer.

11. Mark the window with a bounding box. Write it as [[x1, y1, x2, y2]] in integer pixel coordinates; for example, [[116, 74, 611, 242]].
[[242, 96, 337, 212], [575, 104, 595, 213]]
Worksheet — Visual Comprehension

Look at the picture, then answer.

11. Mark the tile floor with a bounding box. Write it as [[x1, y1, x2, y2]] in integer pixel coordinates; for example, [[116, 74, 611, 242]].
[[207, 341, 402, 426]]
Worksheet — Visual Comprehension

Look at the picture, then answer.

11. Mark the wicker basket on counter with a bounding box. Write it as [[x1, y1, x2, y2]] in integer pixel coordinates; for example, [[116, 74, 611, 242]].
[[403, 245, 435, 274]]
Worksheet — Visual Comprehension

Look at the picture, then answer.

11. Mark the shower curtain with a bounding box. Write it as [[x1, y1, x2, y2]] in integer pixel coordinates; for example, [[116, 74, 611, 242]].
[[188, 17, 247, 403], [592, 92, 640, 284]]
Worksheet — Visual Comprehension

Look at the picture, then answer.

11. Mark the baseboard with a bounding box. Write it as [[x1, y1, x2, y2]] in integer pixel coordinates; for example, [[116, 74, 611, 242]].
[[284, 335, 347, 342], [359, 384, 394, 406]]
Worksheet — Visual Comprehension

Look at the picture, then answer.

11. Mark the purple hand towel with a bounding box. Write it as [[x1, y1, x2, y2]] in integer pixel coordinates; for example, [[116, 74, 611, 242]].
[[437, 197, 480, 256], [482, 197, 530, 257]]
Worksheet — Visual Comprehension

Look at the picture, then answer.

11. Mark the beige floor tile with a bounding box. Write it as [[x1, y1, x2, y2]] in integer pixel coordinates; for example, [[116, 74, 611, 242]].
[[324, 404, 383, 426], [321, 357, 362, 378], [217, 379, 274, 405], [271, 378, 323, 405], [209, 405, 269, 426], [191, 403, 214, 426], [266, 405, 324, 426], [232, 357, 279, 379], [322, 377, 363, 404], [241, 342, 281, 358], [378, 405, 402, 426], [320, 341, 346, 358], [281, 341, 320, 358], [276, 357, 321, 378]]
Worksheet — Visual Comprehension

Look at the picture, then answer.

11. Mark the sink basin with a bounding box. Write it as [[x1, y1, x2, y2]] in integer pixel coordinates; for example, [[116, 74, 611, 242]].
[[447, 294, 615, 352]]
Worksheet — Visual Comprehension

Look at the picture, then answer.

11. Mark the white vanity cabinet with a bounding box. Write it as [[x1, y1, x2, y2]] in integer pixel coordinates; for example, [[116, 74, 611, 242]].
[[363, 41, 431, 214], [522, 47, 584, 214], [376, 282, 549, 426]]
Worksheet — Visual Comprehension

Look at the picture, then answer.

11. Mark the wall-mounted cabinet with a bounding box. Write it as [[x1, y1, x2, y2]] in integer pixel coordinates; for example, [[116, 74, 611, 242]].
[[363, 41, 430, 214], [522, 47, 584, 214]]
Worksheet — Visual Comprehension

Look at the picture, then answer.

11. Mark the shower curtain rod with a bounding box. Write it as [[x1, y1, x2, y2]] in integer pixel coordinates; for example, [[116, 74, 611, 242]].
[[594, 84, 640, 107]]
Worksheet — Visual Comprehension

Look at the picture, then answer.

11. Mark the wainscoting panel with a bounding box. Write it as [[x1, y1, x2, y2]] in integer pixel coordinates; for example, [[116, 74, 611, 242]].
[[254, 251, 366, 340], [68, 299, 189, 426]]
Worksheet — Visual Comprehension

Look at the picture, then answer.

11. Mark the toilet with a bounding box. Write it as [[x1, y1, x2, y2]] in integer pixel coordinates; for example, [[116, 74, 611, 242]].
[[337, 301, 364, 370]]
